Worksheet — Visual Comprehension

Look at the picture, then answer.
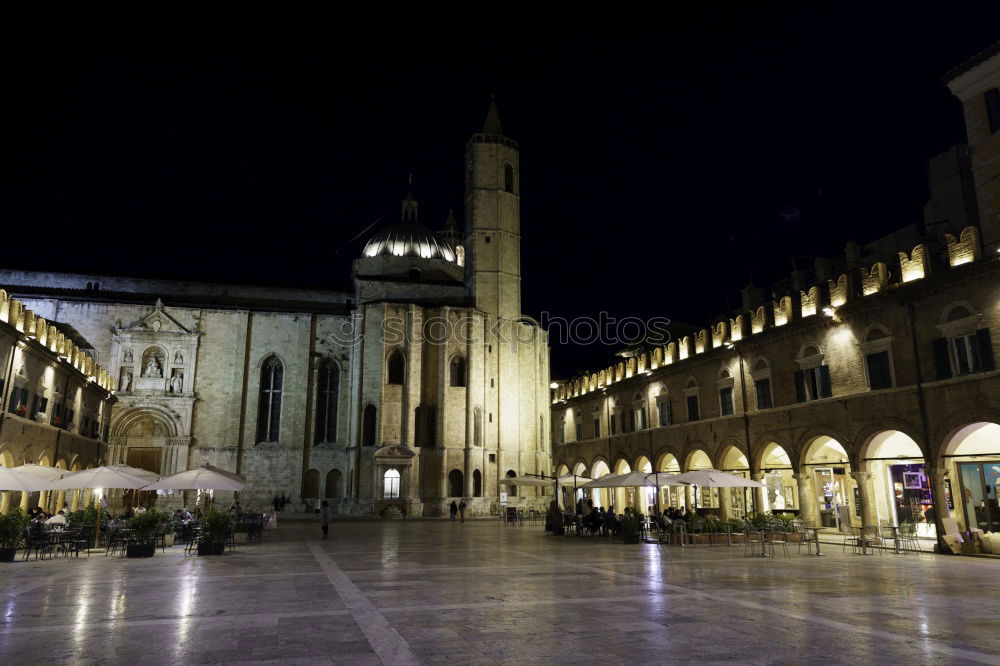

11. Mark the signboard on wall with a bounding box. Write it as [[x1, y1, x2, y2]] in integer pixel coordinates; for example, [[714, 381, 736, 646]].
[[853, 487, 861, 518], [499, 492, 508, 505]]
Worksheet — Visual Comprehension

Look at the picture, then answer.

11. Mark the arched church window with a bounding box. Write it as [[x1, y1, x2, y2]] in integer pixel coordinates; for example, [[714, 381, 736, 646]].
[[362, 404, 377, 446], [449, 355, 467, 387], [383, 468, 400, 499], [473, 469, 482, 497], [503, 164, 514, 193], [506, 469, 517, 496], [387, 350, 405, 385], [256, 356, 283, 442], [448, 469, 464, 497], [315, 362, 340, 444], [455, 245, 465, 267]]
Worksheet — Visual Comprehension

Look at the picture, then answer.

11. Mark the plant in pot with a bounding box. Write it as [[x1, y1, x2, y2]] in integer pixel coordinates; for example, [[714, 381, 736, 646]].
[[69, 505, 99, 548], [546, 501, 564, 536], [126, 508, 161, 557], [621, 512, 642, 544], [162, 515, 176, 547], [198, 507, 232, 555], [0, 507, 30, 562]]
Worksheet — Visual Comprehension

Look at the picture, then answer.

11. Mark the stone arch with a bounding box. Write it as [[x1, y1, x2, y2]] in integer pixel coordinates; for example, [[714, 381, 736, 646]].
[[794, 426, 851, 466], [555, 463, 570, 477], [717, 442, 749, 471], [934, 406, 1000, 457], [110, 405, 179, 439], [386, 349, 405, 385], [590, 457, 611, 478], [633, 454, 652, 473], [853, 418, 926, 464], [753, 438, 794, 471], [302, 468, 320, 498], [254, 351, 288, 370], [448, 469, 463, 497], [140, 345, 167, 377], [473, 469, 482, 497], [939, 299, 980, 324], [798, 434, 851, 471], [860, 323, 891, 342], [654, 449, 681, 472], [325, 469, 342, 498], [685, 448, 712, 471], [611, 456, 631, 474]]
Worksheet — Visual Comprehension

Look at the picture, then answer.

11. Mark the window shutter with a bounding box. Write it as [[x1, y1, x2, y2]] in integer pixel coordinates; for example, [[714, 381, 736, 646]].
[[687, 395, 699, 421], [931, 338, 952, 380], [976, 328, 995, 372], [817, 365, 832, 398], [794, 370, 806, 402], [866, 352, 892, 390]]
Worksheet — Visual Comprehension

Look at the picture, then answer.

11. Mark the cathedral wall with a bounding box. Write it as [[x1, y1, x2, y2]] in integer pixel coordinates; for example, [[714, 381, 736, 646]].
[[237, 311, 313, 507]]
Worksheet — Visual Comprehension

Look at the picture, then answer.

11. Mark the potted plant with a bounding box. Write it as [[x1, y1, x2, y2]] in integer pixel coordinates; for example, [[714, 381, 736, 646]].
[[14, 404, 27, 417], [69, 504, 99, 547], [621, 512, 642, 544], [198, 507, 232, 555], [0, 507, 29, 561], [126, 508, 161, 557], [546, 501, 564, 536], [162, 515, 176, 547]]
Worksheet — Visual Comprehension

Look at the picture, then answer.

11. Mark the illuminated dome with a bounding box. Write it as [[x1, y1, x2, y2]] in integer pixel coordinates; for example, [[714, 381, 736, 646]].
[[362, 224, 456, 262]]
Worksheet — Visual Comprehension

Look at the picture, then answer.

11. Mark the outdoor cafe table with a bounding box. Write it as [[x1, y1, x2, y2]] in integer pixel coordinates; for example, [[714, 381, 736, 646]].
[[803, 526, 824, 555], [883, 525, 902, 554]]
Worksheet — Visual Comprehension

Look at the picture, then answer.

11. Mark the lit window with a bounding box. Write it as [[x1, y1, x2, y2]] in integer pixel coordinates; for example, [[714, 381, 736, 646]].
[[383, 469, 400, 499]]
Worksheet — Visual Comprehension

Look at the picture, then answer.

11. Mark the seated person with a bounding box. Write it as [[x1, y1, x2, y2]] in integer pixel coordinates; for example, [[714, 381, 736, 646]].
[[602, 507, 619, 534], [45, 510, 68, 526]]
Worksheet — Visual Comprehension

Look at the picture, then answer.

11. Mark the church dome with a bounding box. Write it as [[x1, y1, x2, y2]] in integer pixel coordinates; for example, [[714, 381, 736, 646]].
[[362, 223, 456, 263]]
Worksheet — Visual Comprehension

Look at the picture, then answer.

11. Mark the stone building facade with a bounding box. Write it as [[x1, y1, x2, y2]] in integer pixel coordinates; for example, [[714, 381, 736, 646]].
[[0, 290, 116, 514], [551, 48, 1000, 547], [0, 103, 551, 517]]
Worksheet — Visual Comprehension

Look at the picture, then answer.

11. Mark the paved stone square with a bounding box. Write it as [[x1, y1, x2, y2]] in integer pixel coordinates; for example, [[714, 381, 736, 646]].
[[1, 520, 998, 665]]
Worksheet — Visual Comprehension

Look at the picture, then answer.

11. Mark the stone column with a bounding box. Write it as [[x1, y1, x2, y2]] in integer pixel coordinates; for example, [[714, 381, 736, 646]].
[[753, 472, 766, 515], [850, 470, 877, 528], [55, 490, 66, 513], [38, 489, 49, 512], [719, 486, 732, 520], [0, 491, 10, 513], [20, 490, 30, 511], [70, 489, 80, 512], [464, 450, 473, 499], [794, 473, 817, 526], [927, 466, 951, 551]]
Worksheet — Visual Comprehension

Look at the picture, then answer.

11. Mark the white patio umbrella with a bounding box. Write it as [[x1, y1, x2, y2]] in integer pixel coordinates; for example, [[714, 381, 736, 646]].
[[498, 476, 553, 487], [670, 469, 765, 487], [582, 472, 685, 488], [0, 465, 58, 492], [142, 464, 246, 491], [47, 464, 160, 549]]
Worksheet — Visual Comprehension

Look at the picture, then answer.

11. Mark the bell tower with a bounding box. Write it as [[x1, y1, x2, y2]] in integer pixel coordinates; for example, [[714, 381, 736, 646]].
[[464, 98, 521, 319]]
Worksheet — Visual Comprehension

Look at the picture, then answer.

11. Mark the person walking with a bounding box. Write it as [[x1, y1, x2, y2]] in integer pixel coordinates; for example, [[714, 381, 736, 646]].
[[449, 500, 458, 522], [459, 499, 467, 524], [320, 500, 334, 539], [314, 497, 322, 521]]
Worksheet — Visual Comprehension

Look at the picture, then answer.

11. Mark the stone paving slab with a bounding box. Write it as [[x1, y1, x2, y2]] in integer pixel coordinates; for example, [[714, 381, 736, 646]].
[[1, 521, 999, 664]]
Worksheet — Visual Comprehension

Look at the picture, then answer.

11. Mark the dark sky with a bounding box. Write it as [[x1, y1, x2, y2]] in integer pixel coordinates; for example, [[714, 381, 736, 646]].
[[2, 4, 998, 376]]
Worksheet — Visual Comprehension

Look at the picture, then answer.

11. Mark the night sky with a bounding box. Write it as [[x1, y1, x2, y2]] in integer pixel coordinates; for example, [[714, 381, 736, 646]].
[[2, 5, 998, 376]]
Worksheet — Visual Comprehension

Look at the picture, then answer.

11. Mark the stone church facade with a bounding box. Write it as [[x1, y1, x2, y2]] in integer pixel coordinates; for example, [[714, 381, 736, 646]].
[[0, 103, 552, 517]]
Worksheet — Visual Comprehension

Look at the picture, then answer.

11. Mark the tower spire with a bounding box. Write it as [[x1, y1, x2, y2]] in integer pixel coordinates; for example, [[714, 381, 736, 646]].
[[482, 94, 503, 135], [402, 172, 418, 222]]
